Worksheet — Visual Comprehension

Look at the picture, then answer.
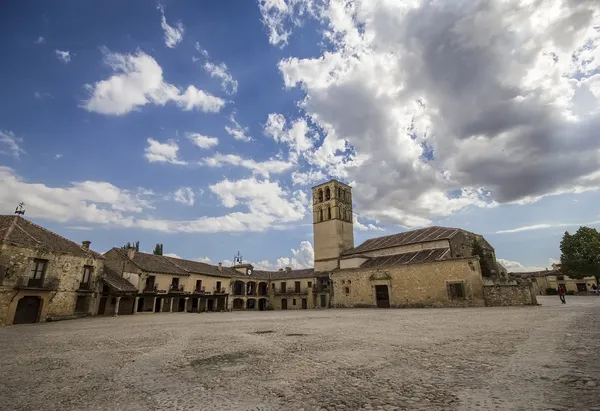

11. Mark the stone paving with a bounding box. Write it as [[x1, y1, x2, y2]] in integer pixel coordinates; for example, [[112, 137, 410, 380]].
[[0, 296, 599, 411]]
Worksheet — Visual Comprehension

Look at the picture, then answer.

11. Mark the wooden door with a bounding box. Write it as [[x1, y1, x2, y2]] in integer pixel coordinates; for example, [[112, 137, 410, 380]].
[[13, 296, 41, 324]]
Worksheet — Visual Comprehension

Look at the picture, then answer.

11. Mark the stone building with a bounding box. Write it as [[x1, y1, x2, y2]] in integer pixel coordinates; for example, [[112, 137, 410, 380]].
[[311, 180, 506, 308], [511, 264, 598, 295], [100, 248, 322, 314], [0, 215, 104, 325]]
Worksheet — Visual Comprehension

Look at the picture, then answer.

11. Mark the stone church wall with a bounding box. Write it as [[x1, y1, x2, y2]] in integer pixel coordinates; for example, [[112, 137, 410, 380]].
[[331, 258, 485, 308]]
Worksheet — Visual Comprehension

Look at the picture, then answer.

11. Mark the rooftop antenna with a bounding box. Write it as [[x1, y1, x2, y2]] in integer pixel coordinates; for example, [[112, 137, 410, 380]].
[[14, 202, 25, 216], [233, 251, 243, 266]]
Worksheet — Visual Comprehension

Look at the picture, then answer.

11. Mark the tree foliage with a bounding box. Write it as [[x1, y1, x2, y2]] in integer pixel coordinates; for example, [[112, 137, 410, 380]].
[[471, 239, 493, 277], [560, 226, 600, 279], [153, 243, 163, 256], [121, 241, 139, 251]]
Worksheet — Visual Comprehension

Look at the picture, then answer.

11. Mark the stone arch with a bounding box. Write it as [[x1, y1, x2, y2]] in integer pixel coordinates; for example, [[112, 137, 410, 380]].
[[318, 189, 323, 202], [13, 296, 42, 325], [327, 207, 331, 220], [319, 209, 324, 222], [325, 186, 331, 200]]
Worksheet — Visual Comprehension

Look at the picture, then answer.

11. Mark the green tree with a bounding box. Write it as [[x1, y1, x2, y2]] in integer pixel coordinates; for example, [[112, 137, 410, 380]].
[[121, 241, 140, 251], [560, 226, 600, 279], [153, 243, 163, 256], [471, 239, 493, 277]]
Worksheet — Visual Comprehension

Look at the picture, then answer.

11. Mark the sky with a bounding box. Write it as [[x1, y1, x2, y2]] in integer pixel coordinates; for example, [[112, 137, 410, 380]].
[[0, 0, 599, 272]]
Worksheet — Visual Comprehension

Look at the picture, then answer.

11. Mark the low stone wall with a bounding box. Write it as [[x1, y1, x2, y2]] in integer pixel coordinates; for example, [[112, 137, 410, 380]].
[[483, 284, 537, 307]]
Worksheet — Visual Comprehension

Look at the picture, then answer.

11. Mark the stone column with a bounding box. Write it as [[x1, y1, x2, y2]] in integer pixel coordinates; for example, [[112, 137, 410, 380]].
[[113, 296, 121, 317], [169, 298, 174, 312], [159, 298, 165, 312], [152, 296, 157, 313], [133, 296, 140, 314], [204, 298, 208, 312], [184, 297, 189, 312]]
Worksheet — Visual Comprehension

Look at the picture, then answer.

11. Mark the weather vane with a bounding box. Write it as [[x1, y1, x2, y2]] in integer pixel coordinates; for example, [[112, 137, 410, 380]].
[[14, 202, 25, 216], [233, 251, 243, 265]]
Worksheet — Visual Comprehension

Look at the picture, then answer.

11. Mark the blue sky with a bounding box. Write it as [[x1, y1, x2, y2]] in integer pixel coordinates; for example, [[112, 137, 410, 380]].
[[1, 0, 599, 272]]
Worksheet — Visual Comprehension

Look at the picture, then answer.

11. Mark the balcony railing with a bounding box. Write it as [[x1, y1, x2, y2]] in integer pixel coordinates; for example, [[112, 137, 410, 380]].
[[143, 285, 158, 292], [15, 276, 59, 290], [214, 288, 227, 294], [312, 285, 330, 293], [77, 281, 93, 291], [169, 285, 185, 293], [194, 286, 207, 294]]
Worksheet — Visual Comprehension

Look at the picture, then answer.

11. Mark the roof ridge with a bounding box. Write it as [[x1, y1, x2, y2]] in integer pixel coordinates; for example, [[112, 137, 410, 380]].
[[2, 215, 19, 242], [17, 216, 100, 256]]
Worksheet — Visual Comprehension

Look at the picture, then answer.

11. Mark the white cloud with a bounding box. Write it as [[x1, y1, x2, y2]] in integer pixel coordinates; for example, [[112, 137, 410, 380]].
[[0, 166, 151, 225], [200, 153, 292, 177], [194, 42, 210, 58], [164, 253, 181, 258], [204, 62, 238, 95], [225, 112, 252, 142], [291, 169, 326, 185], [83, 49, 225, 116], [0, 168, 307, 234], [144, 138, 187, 165], [0, 130, 24, 158], [34, 91, 53, 100], [158, 5, 184, 48], [54, 154, 62, 160], [264, 113, 314, 162], [55, 50, 71, 63], [497, 258, 559, 273], [353, 214, 384, 232], [245, 240, 315, 270], [173, 187, 195, 206], [496, 220, 600, 234], [195, 256, 211, 263], [186, 132, 218, 149], [261, 0, 600, 228], [34, 36, 45, 45]]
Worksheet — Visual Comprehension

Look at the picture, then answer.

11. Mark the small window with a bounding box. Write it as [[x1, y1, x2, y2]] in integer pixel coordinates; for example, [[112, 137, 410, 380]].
[[348, 280, 351, 285], [293, 298, 296, 305], [216, 281, 222, 292], [81, 266, 92, 284], [30, 259, 47, 280], [195, 280, 202, 291], [344, 287, 350, 294], [171, 278, 179, 289], [271, 282, 276, 291], [327, 207, 331, 220], [307, 281, 312, 288], [295, 281, 301, 293], [281, 282, 287, 292], [557, 275, 564, 281], [447, 282, 465, 300]]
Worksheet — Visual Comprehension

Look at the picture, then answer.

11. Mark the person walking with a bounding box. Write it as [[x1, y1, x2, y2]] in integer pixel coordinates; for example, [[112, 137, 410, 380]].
[[558, 286, 566, 304]]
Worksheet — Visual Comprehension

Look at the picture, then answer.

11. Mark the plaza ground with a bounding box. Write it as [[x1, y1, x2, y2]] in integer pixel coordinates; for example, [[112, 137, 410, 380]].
[[0, 296, 599, 411]]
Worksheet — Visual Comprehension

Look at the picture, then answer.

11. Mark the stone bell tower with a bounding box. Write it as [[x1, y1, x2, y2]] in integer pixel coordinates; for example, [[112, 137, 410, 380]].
[[312, 179, 354, 272]]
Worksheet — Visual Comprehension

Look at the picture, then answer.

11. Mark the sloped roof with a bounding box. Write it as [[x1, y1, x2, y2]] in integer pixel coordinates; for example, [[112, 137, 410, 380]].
[[111, 248, 188, 275], [166, 256, 236, 277], [258, 268, 315, 280], [359, 248, 451, 269], [0, 215, 102, 258], [102, 267, 138, 293], [342, 226, 461, 256]]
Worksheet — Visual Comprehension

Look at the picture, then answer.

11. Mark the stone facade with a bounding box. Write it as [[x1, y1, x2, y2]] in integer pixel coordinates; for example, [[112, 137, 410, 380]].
[[331, 258, 485, 308], [0, 240, 104, 326], [483, 284, 537, 307]]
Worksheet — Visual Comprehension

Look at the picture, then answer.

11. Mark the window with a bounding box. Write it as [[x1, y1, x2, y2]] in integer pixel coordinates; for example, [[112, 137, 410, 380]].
[[327, 207, 331, 220], [307, 281, 312, 288], [281, 282, 287, 292], [557, 275, 564, 281], [447, 282, 465, 300], [319, 209, 323, 222], [145, 276, 156, 290], [216, 281, 222, 292], [344, 287, 350, 294], [295, 281, 301, 293], [195, 280, 202, 291], [171, 278, 180, 289], [271, 282, 276, 291], [29, 259, 47, 287], [325, 187, 331, 200], [348, 280, 351, 284], [293, 298, 296, 305], [81, 266, 92, 285], [318, 189, 323, 202]]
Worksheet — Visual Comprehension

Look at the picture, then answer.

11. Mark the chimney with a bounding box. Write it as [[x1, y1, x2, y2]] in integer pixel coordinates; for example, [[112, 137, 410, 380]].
[[278, 268, 284, 272], [81, 240, 91, 249], [285, 267, 292, 273], [218, 262, 222, 272], [127, 247, 135, 260]]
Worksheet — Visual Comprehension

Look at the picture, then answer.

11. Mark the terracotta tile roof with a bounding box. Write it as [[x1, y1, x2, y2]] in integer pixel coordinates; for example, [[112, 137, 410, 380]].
[[358, 248, 451, 269], [0, 215, 103, 258], [111, 249, 188, 275], [102, 267, 138, 293], [343, 226, 461, 256], [165, 256, 235, 277]]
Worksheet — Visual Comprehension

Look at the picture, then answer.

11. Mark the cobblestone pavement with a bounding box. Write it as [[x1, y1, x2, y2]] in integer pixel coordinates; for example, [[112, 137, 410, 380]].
[[1, 296, 599, 411]]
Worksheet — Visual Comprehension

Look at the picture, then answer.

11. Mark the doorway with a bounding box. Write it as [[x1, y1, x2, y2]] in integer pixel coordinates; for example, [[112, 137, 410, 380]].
[[281, 298, 288, 310], [301, 298, 307, 309], [375, 285, 390, 308], [207, 299, 214, 312], [98, 297, 107, 315], [154, 297, 162, 313], [13, 296, 41, 324], [178, 298, 186, 312], [320, 294, 327, 308], [258, 298, 267, 311]]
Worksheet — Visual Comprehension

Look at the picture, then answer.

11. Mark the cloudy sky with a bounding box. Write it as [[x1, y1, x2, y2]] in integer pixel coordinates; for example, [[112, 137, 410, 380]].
[[1, 0, 599, 272]]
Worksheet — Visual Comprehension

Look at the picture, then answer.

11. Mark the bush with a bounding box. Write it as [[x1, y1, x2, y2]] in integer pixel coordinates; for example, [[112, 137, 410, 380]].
[[546, 288, 557, 295]]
